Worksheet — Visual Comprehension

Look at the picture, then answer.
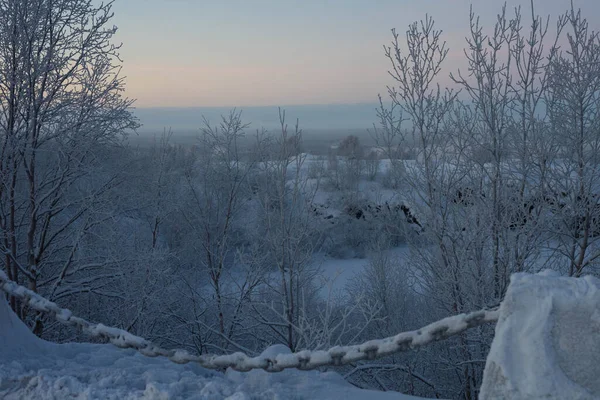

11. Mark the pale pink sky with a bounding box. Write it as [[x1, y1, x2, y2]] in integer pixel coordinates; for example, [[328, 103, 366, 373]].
[[111, 0, 600, 108]]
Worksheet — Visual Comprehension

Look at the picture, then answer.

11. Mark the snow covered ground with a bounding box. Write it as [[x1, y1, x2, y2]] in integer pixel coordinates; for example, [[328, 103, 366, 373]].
[[3, 270, 599, 398], [317, 246, 411, 296], [0, 299, 428, 400]]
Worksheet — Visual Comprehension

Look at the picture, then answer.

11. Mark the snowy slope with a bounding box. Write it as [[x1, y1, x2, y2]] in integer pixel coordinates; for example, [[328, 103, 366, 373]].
[[0, 299, 427, 400], [480, 271, 600, 399]]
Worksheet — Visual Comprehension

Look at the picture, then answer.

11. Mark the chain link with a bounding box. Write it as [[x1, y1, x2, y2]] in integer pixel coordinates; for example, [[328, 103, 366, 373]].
[[0, 271, 499, 372]]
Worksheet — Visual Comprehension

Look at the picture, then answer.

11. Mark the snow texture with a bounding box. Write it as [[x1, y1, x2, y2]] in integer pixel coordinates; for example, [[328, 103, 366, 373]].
[[480, 270, 600, 399], [0, 299, 427, 400]]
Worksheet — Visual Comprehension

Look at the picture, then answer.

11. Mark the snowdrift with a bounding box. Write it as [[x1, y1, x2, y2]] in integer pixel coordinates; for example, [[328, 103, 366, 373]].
[[0, 299, 424, 399], [0, 296, 50, 360], [480, 271, 600, 399]]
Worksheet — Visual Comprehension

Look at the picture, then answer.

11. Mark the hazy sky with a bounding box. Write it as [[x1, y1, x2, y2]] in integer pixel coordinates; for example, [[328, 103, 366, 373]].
[[111, 0, 600, 108]]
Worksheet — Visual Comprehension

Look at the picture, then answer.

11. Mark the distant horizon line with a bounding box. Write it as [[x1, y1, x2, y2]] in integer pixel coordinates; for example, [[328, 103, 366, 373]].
[[131, 101, 382, 110]]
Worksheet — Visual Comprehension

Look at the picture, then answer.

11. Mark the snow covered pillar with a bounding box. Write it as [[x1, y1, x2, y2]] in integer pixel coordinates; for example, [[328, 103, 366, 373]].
[[480, 271, 600, 399]]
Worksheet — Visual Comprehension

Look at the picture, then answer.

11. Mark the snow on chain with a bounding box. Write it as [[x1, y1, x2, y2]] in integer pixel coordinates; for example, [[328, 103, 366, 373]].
[[0, 270, 499, 372]]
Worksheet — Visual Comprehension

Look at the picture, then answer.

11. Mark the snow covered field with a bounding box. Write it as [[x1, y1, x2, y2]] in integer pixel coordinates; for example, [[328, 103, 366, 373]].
[[317, 245, 411, 296], [0, 299, 427, 400]]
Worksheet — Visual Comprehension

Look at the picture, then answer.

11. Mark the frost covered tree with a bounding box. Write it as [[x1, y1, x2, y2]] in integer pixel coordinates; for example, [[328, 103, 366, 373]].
[[0, 0, 137, 331], [544, 7, 600, 277], [250, 109, 323, 352], [327, 139, 362, 193], [449, 4, 564, 296], [373, 16, 491, 397], [337, 135, 363, 159], [106, 132, 181, 339], [364, 150, 380, 181], [173, 111, 267, 353], [371, 3, 577, 398]]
